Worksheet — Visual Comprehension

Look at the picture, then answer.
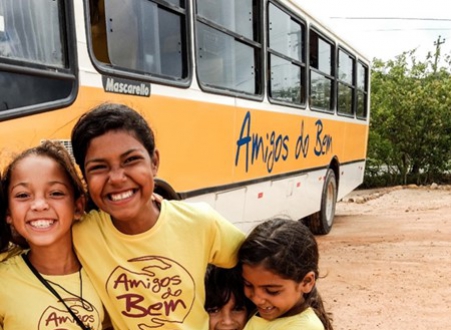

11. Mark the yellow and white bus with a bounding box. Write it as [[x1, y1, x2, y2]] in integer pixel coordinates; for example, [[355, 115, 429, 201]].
[[0, 0, 370, 234]]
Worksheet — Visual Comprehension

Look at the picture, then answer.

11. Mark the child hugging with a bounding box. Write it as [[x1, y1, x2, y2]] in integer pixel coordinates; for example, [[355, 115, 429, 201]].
[[239, 218, 333, 330], [0, 141, 110, 329], [70, 103, 245, 330]]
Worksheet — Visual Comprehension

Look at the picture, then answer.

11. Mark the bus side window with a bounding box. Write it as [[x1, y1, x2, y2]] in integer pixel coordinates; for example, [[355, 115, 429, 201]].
[[309, 34, 318, 69], [91, 0, 187, 80], [356, 62, 369, 119], [267, 2, 305, 105], [104, 0, 139, 71], [337, 48, 355, 116], [309, 30, 334, 112], [0, 0, 65, 66], [90, 0, 110, 64], [0, 10, 10, 58], [196, 0, 261, 95], [0, 0, 75, 114]]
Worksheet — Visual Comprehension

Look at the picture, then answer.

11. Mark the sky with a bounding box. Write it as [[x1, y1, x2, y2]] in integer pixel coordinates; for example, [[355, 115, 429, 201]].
[[295, 0, 451, 63]]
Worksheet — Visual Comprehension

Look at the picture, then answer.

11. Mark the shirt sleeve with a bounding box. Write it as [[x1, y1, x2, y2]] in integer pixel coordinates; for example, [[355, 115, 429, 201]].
[[205, 205, 246, 268]]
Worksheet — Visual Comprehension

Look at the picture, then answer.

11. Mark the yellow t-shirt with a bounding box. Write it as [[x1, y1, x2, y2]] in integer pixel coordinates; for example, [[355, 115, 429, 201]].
[[0, 253, 107, 330], [244, 307, 325, 330], [72, 200, 245, 330]]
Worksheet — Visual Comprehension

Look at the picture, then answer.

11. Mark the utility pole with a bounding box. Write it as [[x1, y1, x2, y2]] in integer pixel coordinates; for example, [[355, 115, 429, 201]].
[[433, 35, 446, 73]]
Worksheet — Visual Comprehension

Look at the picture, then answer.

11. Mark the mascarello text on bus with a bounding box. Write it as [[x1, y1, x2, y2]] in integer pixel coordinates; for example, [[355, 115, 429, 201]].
[[0, 0, 370, 234]]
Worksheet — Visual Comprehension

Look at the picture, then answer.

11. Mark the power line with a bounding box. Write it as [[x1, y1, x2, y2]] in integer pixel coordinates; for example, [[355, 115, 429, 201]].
[[369, 28, 451, 32], [330, 17, 451, 21]]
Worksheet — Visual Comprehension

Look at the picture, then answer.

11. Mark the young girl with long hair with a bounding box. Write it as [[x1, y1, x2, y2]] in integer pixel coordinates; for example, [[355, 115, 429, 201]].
[[0, 141, 110, 329], [239, 218, 333, 330]]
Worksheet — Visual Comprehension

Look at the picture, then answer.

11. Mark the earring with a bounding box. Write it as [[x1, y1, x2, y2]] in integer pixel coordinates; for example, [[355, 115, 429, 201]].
[[74, 209, 85, 221]]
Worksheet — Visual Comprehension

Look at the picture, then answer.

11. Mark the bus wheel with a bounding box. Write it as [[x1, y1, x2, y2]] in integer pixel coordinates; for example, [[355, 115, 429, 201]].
[[307, 169, 337, 235]]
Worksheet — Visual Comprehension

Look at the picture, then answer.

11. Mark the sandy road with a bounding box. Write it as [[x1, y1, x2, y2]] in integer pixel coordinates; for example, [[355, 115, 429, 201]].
[[315, 187, 451, 330]]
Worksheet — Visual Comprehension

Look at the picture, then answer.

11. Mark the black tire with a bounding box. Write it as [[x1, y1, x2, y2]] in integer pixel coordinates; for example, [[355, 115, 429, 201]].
[[306, 169, 337, 235]]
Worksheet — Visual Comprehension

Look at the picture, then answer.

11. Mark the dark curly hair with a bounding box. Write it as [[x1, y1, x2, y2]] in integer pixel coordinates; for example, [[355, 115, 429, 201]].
[[0, 176, 10, 253], [1, 140, 86, 249]]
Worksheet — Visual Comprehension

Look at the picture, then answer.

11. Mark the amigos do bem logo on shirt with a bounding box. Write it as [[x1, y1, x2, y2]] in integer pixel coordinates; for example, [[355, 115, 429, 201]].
[[106, 256, 195, 328], [38, 298, 100, 329]]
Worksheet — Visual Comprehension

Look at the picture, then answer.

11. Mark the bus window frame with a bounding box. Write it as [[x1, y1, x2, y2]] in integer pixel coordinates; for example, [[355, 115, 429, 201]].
[[84, 0, 192, 88], [193, 0, 264, 101], [308, 25, 336, 114], [0, 0, 78, 122], [356, 59, 369, 120], [266, 0, 307, 109], [336, 46, 356, 119]]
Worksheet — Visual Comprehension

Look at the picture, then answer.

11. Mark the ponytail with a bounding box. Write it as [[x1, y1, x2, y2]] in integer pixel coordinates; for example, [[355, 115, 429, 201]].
[[305, 286, 334, 330]]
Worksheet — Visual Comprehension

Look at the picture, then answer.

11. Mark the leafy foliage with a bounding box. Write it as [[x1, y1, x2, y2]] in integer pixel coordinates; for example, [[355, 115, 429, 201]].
[[365, 40, 451, 187]]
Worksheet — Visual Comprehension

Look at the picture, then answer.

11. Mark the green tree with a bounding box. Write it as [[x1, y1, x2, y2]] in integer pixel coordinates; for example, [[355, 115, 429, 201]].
[[367, 41, 451, 186]]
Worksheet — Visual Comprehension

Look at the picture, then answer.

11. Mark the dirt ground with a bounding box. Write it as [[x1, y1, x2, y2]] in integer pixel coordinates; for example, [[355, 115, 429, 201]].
[[316, 185, 451, 330]]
